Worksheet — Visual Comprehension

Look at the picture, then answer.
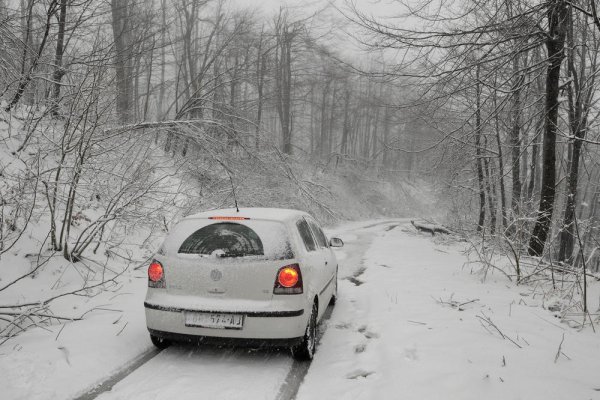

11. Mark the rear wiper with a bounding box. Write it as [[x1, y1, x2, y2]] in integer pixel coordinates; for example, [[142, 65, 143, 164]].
[[217, 252, 248, 258]]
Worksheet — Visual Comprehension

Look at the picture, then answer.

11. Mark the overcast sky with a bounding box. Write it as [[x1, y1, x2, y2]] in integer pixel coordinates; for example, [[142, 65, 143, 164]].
[[227, 0, 416, 62], [229, 0, 409, 20], [227, 0, 426, 64]]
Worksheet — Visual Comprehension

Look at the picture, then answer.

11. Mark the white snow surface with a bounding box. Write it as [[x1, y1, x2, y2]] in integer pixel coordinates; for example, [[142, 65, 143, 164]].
[[298, 224, 600, 400], [1, 220, 599, 400]]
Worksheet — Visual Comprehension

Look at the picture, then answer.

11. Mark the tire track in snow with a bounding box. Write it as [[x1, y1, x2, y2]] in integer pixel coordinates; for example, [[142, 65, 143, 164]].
[[75, 347, 162, 400], [275, 305, 334, 400]]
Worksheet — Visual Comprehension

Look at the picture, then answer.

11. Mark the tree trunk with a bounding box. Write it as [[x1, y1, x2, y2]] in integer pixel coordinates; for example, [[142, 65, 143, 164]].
[[328, 83, 338, 157], [49, 0, 67, 116], [157, 0, 167, 119], [484, 148, 497, 235], [558, 10, 595, 262], [475, 65, 486, 231], [492, 80, 508, 230], [319, 80, 330, 158], [509, 53, 523, 216], [528, 0, 568, 256], [111, 0, 133, 123], [275, 19, 294, 155], [255, 29, 267, 150], [382, 104, 390, 169]]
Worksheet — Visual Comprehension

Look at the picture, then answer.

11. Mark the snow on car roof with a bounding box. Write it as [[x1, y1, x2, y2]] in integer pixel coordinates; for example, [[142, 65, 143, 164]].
[[184, 207, 310, 222]]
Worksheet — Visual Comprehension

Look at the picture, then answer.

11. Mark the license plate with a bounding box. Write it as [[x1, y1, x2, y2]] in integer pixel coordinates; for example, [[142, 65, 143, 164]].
[[184, 312, 244, 329]]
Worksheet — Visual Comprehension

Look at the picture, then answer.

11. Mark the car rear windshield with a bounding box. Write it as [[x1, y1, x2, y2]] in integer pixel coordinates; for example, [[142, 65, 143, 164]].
[[174, 220, 294, 260]]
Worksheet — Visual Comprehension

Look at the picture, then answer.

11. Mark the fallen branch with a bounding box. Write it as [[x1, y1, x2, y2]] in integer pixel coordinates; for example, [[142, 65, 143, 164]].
[[411, 220, 452, 236], [476, 312, 522, 348], [554, 333, 571, 362], [0, 311, 82, 321]]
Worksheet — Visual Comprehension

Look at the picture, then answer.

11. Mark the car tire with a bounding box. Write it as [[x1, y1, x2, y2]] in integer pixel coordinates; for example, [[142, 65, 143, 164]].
[[329, 270, 338, 306], [150, 334, 171, 349], [292, 301, 318, 361]]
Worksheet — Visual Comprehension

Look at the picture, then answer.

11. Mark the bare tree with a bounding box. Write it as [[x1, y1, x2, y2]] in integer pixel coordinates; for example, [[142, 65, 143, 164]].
[[274, 10, 301, 155]]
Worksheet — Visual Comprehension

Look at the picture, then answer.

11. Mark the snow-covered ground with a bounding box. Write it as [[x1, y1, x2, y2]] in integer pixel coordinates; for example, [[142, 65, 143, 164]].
[[0, 257, 153, 400], [298, 223, 600, 400], [1, 220, 599, 400]]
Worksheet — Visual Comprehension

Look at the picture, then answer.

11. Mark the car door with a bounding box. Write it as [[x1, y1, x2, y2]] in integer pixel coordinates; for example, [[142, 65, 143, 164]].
[[295, 218, 323, 307], [306, 218, 336, 305]]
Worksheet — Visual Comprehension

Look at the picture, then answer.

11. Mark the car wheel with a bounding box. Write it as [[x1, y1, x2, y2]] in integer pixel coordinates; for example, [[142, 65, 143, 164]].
[[150, 334, 171, 349], [329, 270, 338, 306], [292, 301, 318, 361]]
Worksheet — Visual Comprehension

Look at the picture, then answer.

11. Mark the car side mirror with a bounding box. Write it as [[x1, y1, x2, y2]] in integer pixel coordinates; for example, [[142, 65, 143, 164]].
[[329, 237, 344, 248]]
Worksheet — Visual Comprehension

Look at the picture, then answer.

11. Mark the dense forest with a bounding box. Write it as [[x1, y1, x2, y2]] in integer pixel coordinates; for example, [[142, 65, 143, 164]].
[[349, 0, 600, 271], [0, 0, 433, 262]]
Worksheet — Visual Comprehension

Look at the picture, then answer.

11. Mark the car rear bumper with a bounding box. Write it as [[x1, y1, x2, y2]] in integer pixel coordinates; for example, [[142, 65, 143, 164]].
[[148, 328, 303, 348], [144, 301, 308, 340]]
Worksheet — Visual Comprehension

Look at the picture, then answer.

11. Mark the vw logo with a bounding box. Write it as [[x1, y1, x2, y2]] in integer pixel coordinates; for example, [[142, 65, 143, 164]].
[[210, 269, 222, 281]]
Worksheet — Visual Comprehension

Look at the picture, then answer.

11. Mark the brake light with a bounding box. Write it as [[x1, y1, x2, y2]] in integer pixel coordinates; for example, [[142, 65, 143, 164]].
[[148, 260, 165, 288], [279, 268, 299, 287], [209, 216, 249, 221], [274, 264, 303, 294]]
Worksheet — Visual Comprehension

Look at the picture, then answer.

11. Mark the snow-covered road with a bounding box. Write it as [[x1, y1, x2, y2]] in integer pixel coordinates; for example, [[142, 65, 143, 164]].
[[3, 219, 600, 400], [94, 346, 290, 400], [88, 220, 393, 400]]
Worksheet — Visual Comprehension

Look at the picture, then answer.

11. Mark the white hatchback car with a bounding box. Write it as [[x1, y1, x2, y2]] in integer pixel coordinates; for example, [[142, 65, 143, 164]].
[[144, 208, 343, 360]]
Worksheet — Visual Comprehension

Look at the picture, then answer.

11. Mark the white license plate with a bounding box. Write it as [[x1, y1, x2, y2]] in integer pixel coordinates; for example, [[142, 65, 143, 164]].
[[184, 312, 244, 329]]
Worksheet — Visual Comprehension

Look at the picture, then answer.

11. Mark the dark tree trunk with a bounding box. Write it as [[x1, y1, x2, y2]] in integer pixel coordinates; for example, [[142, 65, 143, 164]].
[[528, 0, 568, 256], [475, 65, 486, 231], [558, 9, 594, 262], [527, 113, 543, 201], [510, 54, 523, 215], [493, 85, 508, 230], [484, 139, 497, 235]]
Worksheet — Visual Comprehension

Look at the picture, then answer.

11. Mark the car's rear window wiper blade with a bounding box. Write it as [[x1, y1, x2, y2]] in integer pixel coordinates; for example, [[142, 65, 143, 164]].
[[217, 252, 260, 258]]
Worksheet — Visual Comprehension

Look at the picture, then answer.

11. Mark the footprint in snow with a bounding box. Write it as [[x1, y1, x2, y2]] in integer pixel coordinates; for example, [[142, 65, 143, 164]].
[[58, 346, 71, 366], [358, 325, 379, 339], [354, 343, 367, 353], [346, 369, 375, 379], [353, 266, 367, 278], [335, 322, 352, 330], [403, 346, 418, 361], [346, 276, 364, 286]]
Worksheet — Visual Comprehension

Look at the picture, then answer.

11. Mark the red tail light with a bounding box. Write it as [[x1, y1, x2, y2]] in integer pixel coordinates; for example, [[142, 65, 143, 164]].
[[279, 268, 299, 287], [148, 260, 165, 288], [274, 264, 303, 294]]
